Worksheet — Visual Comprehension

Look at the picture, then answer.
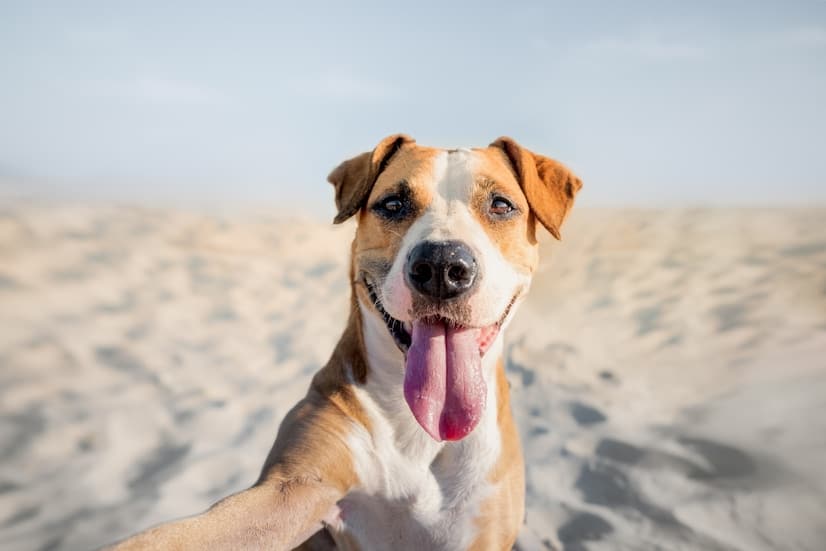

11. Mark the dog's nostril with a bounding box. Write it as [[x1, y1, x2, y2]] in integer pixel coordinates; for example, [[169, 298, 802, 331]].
[[447, 265, 466, 283], [411, 262, 433, 283]]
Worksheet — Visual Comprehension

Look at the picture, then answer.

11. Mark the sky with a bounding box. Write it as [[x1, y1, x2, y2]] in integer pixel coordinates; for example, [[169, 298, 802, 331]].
[[1, 0, 825, 209]]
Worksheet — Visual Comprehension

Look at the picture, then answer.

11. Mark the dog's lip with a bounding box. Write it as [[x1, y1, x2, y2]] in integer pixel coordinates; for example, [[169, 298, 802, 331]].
[[361, 276, 517, 354], [363, 277, 412, 352]]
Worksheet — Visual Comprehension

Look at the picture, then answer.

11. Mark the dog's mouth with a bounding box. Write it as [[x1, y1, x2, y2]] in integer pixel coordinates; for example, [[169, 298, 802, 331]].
[[363, 276, 516, 442], [363, 277, 511, 356], [364, 279, 413, 352]]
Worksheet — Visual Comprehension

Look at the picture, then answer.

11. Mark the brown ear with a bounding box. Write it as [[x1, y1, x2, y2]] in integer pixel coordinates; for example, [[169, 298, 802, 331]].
[[327, 134, 415, 224], [491, 136, 582, 239]]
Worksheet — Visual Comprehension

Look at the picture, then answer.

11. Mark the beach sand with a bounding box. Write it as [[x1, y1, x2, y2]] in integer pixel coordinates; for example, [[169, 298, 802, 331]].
[[1, 202, 824, 550]]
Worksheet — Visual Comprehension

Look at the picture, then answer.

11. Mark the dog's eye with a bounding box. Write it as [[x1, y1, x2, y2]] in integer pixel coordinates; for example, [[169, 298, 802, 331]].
[[373, 194, 407, 219], [381, 197, 403, 213], [489, 196, 515, 216]]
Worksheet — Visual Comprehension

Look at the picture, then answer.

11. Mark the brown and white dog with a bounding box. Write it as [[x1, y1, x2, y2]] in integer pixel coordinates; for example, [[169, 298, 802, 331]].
[[109, 135, 581, 550]]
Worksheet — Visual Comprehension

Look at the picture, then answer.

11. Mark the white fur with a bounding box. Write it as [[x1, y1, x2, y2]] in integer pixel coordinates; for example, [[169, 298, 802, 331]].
[[337, 303, 502, 549]]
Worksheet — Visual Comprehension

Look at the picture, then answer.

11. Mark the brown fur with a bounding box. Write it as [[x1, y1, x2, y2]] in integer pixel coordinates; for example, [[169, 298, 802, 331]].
[[328, 134, 414, 224], [351, 149, 438, 264], [490, 137, 582, 240], [468, 147, 541, 276], [469, 359, 525, 550], [108, 324, 369, 551]]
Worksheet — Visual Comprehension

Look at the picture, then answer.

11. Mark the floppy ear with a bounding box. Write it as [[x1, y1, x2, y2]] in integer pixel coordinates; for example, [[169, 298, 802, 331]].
[[491, 137, 582, 240], [327, 134, 415, 224]]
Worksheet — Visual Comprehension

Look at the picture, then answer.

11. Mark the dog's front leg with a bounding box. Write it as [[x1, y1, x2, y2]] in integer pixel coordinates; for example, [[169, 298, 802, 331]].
[[106, 478, 342, 551], [107, 394, 358, 551]]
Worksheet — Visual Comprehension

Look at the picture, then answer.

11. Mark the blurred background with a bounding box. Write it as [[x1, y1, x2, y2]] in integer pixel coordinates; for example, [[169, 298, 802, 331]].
[[1, 2, 825, 550], [2, 0, 826, 207]]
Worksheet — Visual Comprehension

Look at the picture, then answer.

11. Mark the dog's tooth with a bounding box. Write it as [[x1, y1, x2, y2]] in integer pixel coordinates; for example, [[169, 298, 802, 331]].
[[403, 321, 412, 333]]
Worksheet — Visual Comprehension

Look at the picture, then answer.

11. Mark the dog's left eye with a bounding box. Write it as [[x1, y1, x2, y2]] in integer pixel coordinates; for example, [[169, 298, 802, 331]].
[[489, 196, 515, 216]]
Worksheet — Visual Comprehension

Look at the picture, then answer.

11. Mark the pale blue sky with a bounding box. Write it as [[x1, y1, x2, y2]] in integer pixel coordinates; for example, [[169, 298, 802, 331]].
[[1, 0, 825, 207]]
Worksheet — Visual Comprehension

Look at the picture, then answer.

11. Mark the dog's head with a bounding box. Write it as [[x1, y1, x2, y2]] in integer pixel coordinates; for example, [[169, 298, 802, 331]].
[[328, 135, 581, 441]]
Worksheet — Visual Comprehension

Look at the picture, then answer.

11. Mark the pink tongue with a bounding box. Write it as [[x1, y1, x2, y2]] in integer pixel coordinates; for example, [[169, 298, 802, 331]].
[[403, 321, 486, 441]]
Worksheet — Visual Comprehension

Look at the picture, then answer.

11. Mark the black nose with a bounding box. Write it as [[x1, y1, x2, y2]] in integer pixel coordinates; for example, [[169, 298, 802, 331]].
[[406, 240, 479, 301]]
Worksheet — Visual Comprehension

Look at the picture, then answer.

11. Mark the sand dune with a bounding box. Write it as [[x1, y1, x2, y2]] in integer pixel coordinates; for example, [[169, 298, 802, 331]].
[[0, 202, 824, 550]]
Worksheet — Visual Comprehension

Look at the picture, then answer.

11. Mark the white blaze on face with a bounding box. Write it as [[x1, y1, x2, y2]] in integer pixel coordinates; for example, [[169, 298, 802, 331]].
[[381, 149, 529, 328]]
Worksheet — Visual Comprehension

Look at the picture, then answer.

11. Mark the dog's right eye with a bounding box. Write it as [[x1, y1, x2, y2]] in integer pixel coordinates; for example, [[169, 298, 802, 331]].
[[381, 197, 403, 212], [373, 195, 407, 219]]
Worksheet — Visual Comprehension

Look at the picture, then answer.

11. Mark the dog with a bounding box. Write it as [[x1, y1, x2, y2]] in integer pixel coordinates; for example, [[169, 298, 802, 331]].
[[108, 135, 581, 550]]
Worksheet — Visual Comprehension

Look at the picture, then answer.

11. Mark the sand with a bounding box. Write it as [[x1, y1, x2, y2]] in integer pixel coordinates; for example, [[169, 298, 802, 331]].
[[0, 201, 824, 550]]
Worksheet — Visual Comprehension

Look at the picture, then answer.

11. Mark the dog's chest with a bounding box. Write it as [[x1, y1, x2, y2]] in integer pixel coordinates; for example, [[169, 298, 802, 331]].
[[338, 392, 501, 550]]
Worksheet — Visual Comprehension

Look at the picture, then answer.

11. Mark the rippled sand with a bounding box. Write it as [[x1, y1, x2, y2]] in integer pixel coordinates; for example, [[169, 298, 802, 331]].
[[1, 203, 824, 550]]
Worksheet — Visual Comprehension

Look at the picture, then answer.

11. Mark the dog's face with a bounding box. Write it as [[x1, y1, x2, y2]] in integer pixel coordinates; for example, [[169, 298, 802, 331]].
[[329, 135, 581, 442]]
